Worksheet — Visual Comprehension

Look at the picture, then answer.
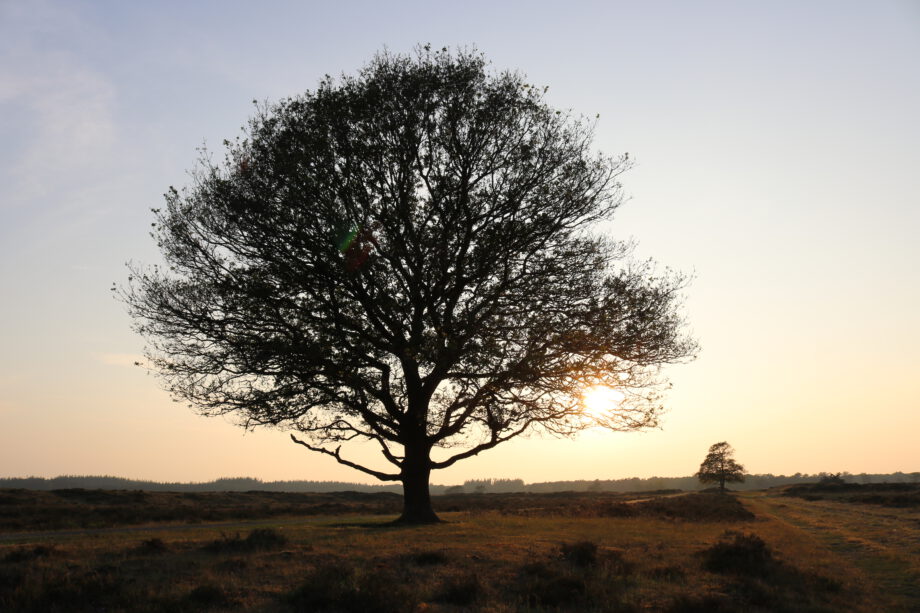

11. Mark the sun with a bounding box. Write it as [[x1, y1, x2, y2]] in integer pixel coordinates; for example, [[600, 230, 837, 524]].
[[581, 385, 625, 418]]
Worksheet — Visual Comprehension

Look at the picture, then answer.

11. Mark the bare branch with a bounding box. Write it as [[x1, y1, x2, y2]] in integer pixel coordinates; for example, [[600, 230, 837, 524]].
[[289, 434, 400, 481]]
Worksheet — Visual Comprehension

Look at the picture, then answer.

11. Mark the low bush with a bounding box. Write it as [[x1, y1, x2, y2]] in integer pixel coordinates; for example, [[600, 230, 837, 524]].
[[560, 540, 598, 567], [134, 537, 169, 554], [286, 561, 353, 610], [246, 527, 288, 549], [701, 531, 773, 575], [516, 561, 586, 608], [286, 561, 418, 613], [186, 584, 232, 608], [433, 571, 481, 606], [593, 493, 754, 521], [203, 528, 287, 554], [3, 545, 57, 563], [636, 493, 755, 522]]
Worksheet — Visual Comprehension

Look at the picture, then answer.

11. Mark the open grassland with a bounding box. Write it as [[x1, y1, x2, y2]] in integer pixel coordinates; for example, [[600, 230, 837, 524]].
[[0, 489, 696, 533], [1, 489, 917, 611], [747, 490, 920, 611]]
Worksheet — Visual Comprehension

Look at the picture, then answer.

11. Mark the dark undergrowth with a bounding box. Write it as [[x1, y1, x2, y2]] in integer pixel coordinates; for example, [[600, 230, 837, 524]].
[[688, 531, 845, 612], [0, 488, 403, 531], [285, 541, 640, 612], [611, 492, 755, 521], [201, 528, 288, 554], [506, 491, 756, 522], [0, 530, 859, 613], [782, 482, 920, 507]]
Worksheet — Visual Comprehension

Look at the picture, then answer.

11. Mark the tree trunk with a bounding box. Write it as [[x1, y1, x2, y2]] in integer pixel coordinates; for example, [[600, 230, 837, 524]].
[[396, 442, 440, 524]]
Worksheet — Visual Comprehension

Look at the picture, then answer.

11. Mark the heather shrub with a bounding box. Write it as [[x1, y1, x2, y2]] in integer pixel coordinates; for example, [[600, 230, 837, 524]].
[[560, 540, 598, 567], [701, 531, 773, 575]]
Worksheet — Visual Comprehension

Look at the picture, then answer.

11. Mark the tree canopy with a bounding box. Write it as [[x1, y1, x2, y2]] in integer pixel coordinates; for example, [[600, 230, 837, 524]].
[[123, 47, 696, 523], [697, 442, 745, 492]]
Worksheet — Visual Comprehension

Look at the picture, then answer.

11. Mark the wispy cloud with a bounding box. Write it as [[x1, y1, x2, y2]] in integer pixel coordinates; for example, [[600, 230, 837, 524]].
[[0, 1, 117, 206]]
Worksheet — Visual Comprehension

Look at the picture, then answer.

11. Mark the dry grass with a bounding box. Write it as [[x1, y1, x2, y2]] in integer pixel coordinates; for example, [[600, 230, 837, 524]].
[[0, 489, 403, 532], [0, 488, 703, 533], [2, 489, 914, 611], [747, 491, 920, 611]]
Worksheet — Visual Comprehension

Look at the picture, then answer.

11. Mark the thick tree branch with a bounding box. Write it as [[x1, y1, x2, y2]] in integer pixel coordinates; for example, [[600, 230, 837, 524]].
[[289, 434, 400, 481]]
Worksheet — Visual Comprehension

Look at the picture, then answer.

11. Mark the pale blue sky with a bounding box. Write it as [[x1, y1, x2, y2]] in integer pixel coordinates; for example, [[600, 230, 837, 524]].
[[1, 0, 918, 483]]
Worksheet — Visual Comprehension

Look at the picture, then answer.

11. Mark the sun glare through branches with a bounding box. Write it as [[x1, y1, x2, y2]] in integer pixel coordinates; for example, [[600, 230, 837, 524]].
[[581, 385, 625, 421]]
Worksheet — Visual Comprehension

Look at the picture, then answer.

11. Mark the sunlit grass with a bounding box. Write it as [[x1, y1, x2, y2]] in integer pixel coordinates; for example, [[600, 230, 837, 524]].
[[747, 492, 920, 610]]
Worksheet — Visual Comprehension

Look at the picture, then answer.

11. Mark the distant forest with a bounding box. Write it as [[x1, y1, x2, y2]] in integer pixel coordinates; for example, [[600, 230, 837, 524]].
[[2, 472, 918, 494]]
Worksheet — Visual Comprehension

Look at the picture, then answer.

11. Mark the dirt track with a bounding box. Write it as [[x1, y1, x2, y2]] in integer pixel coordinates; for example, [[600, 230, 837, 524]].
[[748, 493, 920, 611]]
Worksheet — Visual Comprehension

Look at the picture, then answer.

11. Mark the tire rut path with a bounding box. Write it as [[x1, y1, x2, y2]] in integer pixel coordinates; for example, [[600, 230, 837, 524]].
[[750, 494, 920, 612]]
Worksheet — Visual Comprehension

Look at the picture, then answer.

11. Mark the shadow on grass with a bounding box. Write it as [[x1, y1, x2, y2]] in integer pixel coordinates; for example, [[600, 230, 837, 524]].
[[325, 516, 456, 529], [282, 539, 639, 613], [286, 561, 420, 613], [325, 519, 408, 529], [510, 540, 638, 611]]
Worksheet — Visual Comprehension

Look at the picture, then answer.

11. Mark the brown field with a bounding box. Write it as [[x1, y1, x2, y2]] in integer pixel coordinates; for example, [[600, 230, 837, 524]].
[[1, 487, 918, 611]]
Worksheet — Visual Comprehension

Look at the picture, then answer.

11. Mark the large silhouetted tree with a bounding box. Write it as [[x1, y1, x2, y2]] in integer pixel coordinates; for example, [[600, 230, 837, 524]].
[[123, 47, 696, 523], [697, 442, 745, 492]]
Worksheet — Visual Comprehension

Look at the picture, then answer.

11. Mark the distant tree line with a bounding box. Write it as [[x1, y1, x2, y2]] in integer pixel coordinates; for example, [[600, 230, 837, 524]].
[[0, 476, 401, 493], [459, 478, 527, 493], [519, 471, 920, 493], [2, 472, 918, 494]]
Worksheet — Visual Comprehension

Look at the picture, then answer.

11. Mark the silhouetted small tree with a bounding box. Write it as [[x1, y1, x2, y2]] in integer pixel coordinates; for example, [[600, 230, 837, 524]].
[[697, 442, 745, 492], [123, 46, 696, 524], [817, 472, 845, 485]]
